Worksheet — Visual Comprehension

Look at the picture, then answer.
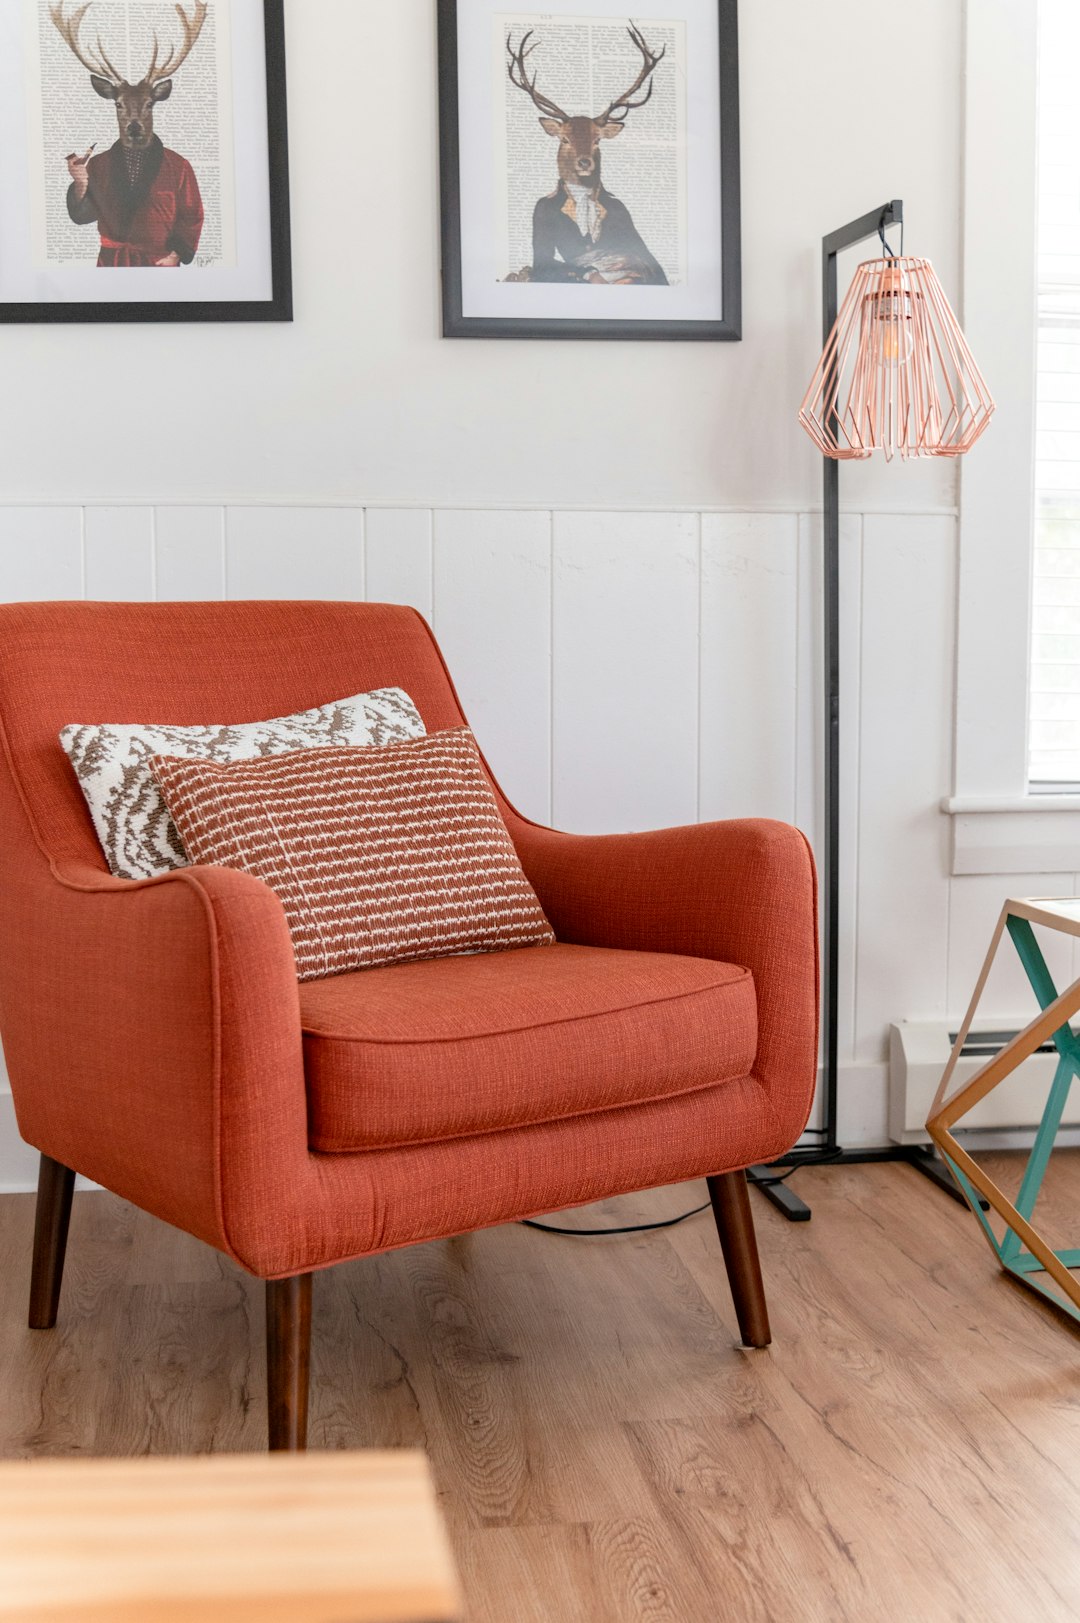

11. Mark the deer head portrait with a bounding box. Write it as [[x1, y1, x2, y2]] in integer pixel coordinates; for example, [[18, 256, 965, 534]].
[[506, 22, 666, 189], [50, 1, 208, 152]]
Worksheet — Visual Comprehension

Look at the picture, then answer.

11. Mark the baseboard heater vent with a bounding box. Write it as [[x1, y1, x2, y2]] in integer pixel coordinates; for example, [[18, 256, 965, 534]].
[[951, 1029, 1059, 1059], [889, 1019, 1071, 1145]]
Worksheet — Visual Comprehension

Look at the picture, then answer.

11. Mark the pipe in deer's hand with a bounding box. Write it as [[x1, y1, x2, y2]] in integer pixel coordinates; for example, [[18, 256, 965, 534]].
[[65, 143, 96, 164]]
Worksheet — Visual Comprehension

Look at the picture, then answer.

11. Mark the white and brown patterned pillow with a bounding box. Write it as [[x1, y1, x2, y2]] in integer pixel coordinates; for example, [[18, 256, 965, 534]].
[[148, 728, 556, 980], [61, 688, 425, 881]]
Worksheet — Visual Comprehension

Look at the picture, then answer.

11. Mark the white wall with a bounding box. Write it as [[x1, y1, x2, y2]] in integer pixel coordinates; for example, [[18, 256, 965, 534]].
[[2, 0, 1046, 1188], [1, 0, 962, 512]]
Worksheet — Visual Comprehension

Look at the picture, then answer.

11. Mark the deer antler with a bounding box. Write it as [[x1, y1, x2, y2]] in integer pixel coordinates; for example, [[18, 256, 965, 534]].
[[145, 1, 208, 86], [506, 30, 569, 124], [597, 22, 666, 126], [49, 1, 122, 85]]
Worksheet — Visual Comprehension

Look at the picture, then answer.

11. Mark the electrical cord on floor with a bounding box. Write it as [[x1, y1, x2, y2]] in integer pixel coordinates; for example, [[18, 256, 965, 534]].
[[522, 1147, 846, 1234], [748, 1149, 845, 1186], [521, 1203, 710, 1236]]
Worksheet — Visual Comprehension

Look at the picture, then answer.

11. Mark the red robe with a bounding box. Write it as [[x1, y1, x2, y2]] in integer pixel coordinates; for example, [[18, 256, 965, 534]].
[[67, 137, 204, 267]]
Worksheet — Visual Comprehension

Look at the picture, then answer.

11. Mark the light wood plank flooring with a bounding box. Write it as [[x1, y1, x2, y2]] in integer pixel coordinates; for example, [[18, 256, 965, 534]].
[[2, 1155, 1080, 1621]]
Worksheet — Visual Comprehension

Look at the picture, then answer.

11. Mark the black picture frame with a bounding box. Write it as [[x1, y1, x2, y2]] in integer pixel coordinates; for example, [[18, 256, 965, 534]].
[[1, 0, 292, 324], [438, 0, 740, 341]]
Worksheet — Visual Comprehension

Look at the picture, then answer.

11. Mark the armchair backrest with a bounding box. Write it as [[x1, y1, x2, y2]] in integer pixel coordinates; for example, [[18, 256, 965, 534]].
[[0, 601, 472, 872]]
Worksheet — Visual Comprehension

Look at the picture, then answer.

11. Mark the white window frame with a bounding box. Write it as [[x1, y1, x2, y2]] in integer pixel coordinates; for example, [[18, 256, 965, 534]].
[[946, 0, 1080, 873]]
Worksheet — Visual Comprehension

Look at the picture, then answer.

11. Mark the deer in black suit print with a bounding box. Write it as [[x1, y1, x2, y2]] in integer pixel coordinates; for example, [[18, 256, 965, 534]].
[[506, 23, 669, 287]]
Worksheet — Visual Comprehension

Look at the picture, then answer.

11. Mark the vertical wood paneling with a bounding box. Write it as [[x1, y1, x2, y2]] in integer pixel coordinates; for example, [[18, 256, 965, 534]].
[[948, 872, 1076, 1020], [84, 507, 154, 599], [0, 508, 82, 600], [700, 514, 798, 823], [365, 509, 433, 619], [0, 498, 984, 1164], [856, 515, 955, 1064], [553, 512, 699, 834], [226, 508, 363, 600], [155, 508, 225, 600], [795, 513, 862, 1072], [432, 509, 551, 821]]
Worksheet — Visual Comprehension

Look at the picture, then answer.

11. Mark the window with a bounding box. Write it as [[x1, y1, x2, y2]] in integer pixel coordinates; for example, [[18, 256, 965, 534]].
[[1030, 0, 1080, 786], [946, 0, 1080, 875]]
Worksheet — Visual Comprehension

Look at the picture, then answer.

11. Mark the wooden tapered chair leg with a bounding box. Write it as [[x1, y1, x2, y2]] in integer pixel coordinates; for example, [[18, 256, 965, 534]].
[[266, 1274, 313, 1452], [28, 1154, 76, 1330], [707, 1170, 771, 1348]]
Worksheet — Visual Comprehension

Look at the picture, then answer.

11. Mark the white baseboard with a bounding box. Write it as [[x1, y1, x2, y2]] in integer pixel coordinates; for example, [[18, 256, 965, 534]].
[[0, 1086, 100, 1195], [0, 1089, 40, 1193], [834, 1062, 891, 1147]]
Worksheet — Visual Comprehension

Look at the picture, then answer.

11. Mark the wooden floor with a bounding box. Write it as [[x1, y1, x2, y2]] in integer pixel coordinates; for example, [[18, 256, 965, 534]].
[[2, 1156, 1080, 1621]]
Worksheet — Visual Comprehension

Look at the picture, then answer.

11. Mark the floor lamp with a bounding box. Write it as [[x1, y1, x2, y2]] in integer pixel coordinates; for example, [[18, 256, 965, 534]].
[[747, 200, 996, 1222]]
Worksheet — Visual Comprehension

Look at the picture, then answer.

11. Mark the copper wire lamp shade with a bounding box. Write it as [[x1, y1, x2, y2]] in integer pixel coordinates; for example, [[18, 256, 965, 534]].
[[747, 203, 995, 1225], [799, 254, 995, 461]]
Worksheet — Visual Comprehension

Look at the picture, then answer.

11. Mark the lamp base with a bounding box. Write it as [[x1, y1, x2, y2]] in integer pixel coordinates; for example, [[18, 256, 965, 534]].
[[746, 1144, 986, 1222], [745, 1168, 812, 1221]]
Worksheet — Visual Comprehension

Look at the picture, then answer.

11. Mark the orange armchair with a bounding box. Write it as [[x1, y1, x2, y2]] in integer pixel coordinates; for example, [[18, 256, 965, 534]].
[[0, 602, 818, 1450]]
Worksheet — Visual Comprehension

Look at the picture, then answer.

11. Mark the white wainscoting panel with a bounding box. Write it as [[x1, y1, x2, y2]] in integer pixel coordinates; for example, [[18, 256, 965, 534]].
[[947, 870, 1078, 1020], [225, 507, 364, 600], [155, 507, 226, 600], [856, 515, 956, 1065], [366, 508, 433, 621], [700, 513, 798, 825], [0, 499, 1019, 1182], [433, 509, 552, 823], [552, 510, 699, 834], [0, 509, 83, 600], [84, 507, 154, 600]]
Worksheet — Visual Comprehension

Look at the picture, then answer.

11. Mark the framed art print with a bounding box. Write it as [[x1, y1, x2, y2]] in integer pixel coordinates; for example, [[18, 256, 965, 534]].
[[0, 0, 291, 322], [438, 0, 740, 340]]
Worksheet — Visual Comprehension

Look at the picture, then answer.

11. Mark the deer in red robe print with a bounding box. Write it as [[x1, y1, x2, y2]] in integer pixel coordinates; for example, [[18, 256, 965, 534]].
[[506, 23, 668, 286], [51, 0, 207, 268]]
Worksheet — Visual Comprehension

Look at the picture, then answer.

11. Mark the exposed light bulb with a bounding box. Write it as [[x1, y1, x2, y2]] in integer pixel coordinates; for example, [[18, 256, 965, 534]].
[[864, 278, 915, 369]]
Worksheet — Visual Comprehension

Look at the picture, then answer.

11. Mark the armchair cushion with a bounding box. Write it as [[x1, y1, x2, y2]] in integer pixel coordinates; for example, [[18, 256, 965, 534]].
[[298, 941, 757, 1151]]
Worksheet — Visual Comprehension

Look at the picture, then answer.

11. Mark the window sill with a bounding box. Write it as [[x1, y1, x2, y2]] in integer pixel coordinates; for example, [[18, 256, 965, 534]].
[[943, 794, 1080, 876]]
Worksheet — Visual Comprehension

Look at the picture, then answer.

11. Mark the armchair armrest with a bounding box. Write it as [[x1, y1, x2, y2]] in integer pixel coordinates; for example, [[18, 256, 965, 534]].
[[512, 818, 819, 1137], [5, 857, 307, 1263]]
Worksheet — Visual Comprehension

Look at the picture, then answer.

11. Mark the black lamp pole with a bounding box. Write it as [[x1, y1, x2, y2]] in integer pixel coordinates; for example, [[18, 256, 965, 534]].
[[746, 200, 974, 1221], [821, 201, 905, 1156]]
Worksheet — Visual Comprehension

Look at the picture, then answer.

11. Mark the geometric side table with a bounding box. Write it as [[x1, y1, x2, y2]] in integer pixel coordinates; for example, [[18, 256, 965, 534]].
[[927, 895, 1080, 1325]]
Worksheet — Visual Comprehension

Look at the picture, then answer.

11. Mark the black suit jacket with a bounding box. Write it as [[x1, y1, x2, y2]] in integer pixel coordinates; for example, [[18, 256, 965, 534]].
[[531, 183, 668, 285]]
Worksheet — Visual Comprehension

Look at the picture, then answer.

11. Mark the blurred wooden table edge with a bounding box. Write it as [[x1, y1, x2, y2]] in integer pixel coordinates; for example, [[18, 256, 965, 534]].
[[0, 1449, 462, 1623]]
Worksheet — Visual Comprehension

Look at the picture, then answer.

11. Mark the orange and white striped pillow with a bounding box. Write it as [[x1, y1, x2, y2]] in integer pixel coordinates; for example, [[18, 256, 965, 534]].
[[148, 728, 555, 981]]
